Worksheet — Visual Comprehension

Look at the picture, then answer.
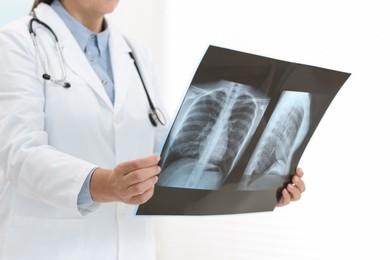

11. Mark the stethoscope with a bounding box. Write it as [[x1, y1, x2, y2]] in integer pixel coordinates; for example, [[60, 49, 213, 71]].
[[28, 11, 166, 127]]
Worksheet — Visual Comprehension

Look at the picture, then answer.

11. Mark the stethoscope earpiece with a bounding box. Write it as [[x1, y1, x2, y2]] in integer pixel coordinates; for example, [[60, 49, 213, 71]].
[[42, 73, 71, 88], [42, 74, 51, 80]]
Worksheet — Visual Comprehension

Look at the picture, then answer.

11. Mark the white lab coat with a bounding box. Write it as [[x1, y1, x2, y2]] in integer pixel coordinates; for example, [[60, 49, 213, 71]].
[[0, 3, 166, 260]]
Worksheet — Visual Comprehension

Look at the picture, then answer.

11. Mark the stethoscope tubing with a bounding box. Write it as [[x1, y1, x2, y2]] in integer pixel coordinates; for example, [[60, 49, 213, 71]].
[[29, 12, 70, 87], [28, 10, 166, 126]]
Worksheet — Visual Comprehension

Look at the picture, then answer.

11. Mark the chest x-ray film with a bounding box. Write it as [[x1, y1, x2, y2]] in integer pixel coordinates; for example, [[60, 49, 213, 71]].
[[137, 45, 350, 215]]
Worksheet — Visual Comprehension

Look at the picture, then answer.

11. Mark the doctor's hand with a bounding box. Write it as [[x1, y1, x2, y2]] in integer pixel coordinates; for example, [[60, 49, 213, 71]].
[[90, 155, 161, 205], [277, 167, 305, 207]]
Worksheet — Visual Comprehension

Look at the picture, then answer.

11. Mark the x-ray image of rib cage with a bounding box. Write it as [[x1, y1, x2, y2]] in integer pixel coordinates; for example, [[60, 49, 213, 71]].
[[239, 90, 311, 191], [158, 80, 270, 190]]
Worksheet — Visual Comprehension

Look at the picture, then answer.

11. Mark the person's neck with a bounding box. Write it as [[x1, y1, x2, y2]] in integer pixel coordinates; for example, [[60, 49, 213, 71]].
[[78, 16, 104, 33], [60, 2, 104, 32]]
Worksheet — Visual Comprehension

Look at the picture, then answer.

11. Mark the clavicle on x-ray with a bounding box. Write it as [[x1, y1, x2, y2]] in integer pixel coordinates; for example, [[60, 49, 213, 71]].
[[158, 80, 270, 190]]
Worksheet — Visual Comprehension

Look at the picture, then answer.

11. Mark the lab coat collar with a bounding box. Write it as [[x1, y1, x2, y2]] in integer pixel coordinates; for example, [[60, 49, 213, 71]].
[[33, 3, 114, 110]]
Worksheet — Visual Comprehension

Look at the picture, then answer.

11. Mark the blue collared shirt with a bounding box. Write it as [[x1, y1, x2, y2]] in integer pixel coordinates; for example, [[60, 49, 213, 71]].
[[51, 0, 115, 104], [51, 0, 115, 212]]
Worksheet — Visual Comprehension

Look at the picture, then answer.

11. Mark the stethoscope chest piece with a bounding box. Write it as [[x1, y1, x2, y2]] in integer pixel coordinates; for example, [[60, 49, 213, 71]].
[[149, 108, 166, 127]]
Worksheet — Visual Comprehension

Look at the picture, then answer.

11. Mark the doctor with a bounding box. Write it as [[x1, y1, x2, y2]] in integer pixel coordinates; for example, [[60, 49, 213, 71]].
[[0, 0, 306, 259]]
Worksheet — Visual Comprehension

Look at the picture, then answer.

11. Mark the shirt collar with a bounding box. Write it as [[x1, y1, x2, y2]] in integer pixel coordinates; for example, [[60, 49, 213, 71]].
[[50, 0, 110, 56]]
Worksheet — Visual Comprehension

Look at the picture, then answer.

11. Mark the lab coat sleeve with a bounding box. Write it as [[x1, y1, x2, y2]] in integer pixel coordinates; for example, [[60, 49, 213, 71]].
[[0, 22, 97, 216]]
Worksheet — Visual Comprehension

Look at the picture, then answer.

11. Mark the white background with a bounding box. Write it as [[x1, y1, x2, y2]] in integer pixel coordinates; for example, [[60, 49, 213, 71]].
[[2, 0, 390, 259]]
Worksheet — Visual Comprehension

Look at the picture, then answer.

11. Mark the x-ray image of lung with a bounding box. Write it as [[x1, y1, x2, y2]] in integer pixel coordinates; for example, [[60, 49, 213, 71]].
[[158, 80, 270, 190], [239, 90, 311, 191]]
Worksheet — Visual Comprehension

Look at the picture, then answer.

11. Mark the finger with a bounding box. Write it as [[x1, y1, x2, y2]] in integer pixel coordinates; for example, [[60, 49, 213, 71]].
[[296, 167, 304, 178], [287, 183, 302, 201], [126, 175, 159, 197], [292, 175, 306, 193], [128, 186, 155, 205], [115, 155, 160, 176], [124, 165, 161, 185], [278, 188, 291, 207]]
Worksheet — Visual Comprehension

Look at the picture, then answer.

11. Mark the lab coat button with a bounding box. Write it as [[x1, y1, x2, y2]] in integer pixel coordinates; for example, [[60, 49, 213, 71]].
[[115, 115, 123, 124]]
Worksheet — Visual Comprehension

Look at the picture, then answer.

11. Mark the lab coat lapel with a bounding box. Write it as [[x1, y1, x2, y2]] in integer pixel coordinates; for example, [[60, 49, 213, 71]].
[[109, 30, 145, 115], [34, 4, 113, 110]]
